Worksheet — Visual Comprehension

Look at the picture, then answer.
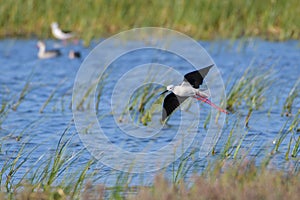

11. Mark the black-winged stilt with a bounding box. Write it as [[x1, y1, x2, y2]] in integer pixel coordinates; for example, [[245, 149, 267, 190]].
[[68, 50, 81, 59], [161, 64, 228, 121], [51, 22, 74, 41], [37, 41, 61, 59]]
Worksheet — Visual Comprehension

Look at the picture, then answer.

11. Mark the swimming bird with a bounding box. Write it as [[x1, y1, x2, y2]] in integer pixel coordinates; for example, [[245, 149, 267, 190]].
[[37, 41, 61, 59], [161, 64, 228, 121], [68, 50, 81, 59], [51, 22, 74, 41]]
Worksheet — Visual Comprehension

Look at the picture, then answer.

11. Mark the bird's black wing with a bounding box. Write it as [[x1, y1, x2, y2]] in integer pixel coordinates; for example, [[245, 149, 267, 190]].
[[183, 64, 214, 89], [162, 92, 188, 121], [62, 30, 73, 34], [49, 49, 61, 56]]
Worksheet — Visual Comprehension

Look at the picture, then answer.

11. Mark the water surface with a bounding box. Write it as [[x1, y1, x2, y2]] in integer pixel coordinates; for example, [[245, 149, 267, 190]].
[[0, 38, 299, 184]]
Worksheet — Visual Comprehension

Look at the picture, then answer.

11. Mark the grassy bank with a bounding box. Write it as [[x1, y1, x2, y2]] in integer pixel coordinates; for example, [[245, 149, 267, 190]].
[[1, 0, 300, 45]]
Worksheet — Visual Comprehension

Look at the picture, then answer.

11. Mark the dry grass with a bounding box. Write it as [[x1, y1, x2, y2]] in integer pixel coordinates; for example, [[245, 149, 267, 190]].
[[1, 160, 299, 200], [129, 160, 300, 200]]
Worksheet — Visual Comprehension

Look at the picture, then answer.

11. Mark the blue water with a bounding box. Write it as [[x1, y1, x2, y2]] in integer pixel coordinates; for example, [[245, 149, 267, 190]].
[[0, 38, 299, 185]]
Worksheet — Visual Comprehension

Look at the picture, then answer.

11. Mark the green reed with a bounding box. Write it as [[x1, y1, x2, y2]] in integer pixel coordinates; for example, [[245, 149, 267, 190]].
[[74, 73, 108, 111], [226, 67, 271, 111], [1, 0, 300, 45], [172, 149, 198, 184], [244, 70, 273, 127], [292, 135, 300, 158], [210, 118, 249, 160], [121, 75, 165, 125], [273, 111, 300, 159], [0, 99, 10, 129], [39, 78, 66, 113], [11, 76, 32, 111], [140, 87, 164, 126], [289, 111, 300, 158], [220, 121, 238, 158], [281, 78, 299, 117], [0, 121, 96, 199], [225, 66, 273, 127], [74, 82, 97, 111]]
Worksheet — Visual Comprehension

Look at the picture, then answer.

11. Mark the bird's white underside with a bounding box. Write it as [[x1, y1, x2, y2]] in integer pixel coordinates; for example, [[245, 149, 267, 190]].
[[167, 82, 210, 98]]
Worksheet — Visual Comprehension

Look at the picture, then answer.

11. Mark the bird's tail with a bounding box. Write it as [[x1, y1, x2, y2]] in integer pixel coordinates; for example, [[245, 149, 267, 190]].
[[196, 89, 210, 98]]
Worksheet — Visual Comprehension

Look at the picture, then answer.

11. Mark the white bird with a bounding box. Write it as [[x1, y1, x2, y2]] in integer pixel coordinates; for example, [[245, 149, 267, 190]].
[[161, 64, 228, 121], [37, 41, 61, 59], [51, 22, 74, 41]]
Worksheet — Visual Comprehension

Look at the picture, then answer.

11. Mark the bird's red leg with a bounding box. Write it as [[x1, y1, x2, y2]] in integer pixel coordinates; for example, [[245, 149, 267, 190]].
[[194, 95, 229, 114]]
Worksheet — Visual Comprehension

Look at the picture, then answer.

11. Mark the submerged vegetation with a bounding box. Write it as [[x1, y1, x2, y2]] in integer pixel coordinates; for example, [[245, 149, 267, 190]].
[[1, 0, 300, 45]]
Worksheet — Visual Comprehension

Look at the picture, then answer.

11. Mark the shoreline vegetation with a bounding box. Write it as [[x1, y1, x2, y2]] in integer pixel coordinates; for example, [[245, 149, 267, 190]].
[[2, 161, 300, 200], [1, 0, 300, 45]]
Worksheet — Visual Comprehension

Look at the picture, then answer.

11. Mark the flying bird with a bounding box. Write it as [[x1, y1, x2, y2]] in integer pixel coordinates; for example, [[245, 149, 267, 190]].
[[37, 41, 61, 59], [161, 64, 228, 122]]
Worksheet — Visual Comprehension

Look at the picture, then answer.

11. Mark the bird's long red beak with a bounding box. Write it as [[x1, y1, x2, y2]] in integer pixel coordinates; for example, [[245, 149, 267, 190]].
[[194, 96, 229, 114]]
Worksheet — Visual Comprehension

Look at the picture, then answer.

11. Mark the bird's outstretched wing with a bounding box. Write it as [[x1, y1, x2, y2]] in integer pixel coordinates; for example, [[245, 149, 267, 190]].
[[183, 64, 214, 89], [162, 92, 188, 121]]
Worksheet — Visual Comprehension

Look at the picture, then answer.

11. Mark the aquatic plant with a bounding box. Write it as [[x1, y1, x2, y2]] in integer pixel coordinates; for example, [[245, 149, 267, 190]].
[[281, 78, 300, 117], [224, 66, 273, 127], [39, 78, 66, 113], [0, 99, 10, 128], [171, 149, 198, 184], [273, 111, 300, 159], [289, 111, 300, 158], [244, 70, 273, 127], [11, 76, 32, 111], [119, 72, 165, 125], [74, 73, 107, 111], [138, 85, 164, 126], [0, 125, 95, 200]]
